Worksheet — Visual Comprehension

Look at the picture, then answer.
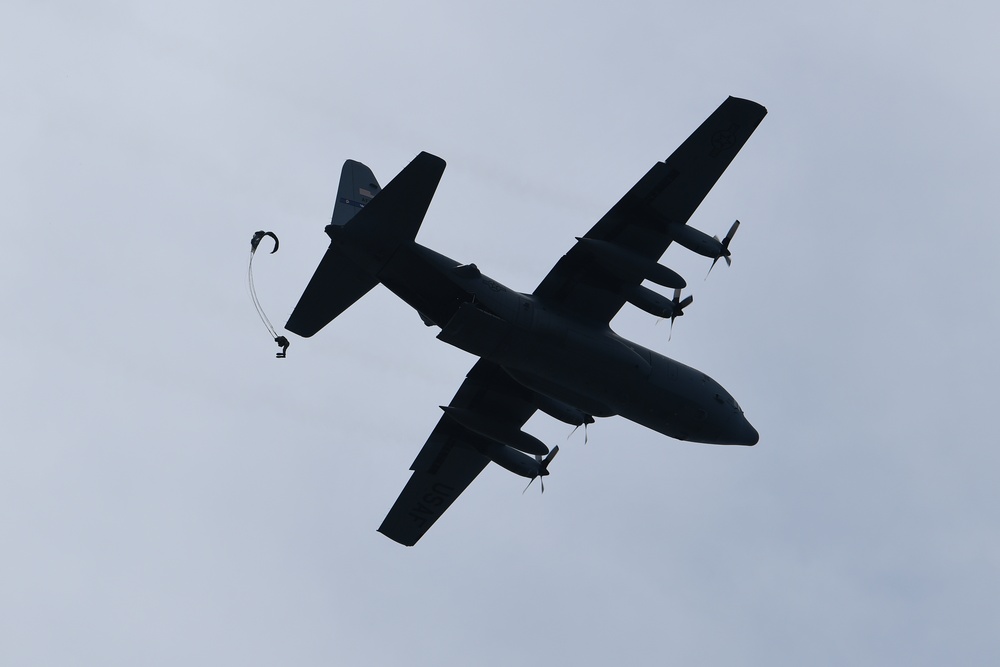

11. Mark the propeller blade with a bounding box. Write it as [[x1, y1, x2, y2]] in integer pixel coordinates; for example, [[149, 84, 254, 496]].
[[667, 290, 692, 340], [543, 445, 560, 467], [708, 220, 739, 278], [568, 419, 591, 443], [706, 256, 721, 279], [524, 445, 560, 495], [722, 220, 740, 246]]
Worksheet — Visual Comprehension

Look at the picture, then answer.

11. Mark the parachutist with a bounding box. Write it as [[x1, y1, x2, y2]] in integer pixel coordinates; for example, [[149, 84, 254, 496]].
[[275, 335, 289, 359], [247, 229, 285, 358]]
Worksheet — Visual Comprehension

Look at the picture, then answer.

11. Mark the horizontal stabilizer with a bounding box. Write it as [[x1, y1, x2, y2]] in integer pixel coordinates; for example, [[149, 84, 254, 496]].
[[340, 152, 446, 263], [284, 245, 378, 337]]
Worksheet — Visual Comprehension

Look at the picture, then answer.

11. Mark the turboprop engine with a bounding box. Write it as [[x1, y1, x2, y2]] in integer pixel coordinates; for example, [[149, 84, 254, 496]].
[[441, 406, 560, 487], [575, 237, 686, 288], [530, 391, 594, 428], [441, 406, 549, 456], [624, 284, 691, 319], [481, 441, 560, 489], [665, 220, 741, 274], [624, 284, 693, 339]]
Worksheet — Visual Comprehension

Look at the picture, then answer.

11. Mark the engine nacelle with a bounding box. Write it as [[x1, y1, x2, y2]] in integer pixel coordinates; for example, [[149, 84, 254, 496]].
[[575, 237, 686, 289], [532, 391, 594, 427], [441, 406, 549, 456], [624, 284, 677, 319], [665, 223, 724, 258], [479, 441, 544, 478]]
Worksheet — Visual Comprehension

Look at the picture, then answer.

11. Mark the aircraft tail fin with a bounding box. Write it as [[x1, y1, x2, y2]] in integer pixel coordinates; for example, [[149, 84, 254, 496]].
[[285, 152, 446, 338], [330, 159, 381, 228]]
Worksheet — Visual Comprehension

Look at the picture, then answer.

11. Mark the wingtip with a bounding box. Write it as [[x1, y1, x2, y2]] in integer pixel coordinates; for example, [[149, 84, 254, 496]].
[[415, 151, 447, 171], [725, 95, 767, 116], [377, 527, 417, 547]]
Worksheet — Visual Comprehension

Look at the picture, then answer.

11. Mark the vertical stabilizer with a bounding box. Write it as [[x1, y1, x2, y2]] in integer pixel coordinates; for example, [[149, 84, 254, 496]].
[[330, 160, 381, 227]]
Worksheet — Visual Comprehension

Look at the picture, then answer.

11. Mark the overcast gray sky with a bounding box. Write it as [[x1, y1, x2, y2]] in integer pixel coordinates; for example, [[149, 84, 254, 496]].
[[4, 1, 1000, 665]]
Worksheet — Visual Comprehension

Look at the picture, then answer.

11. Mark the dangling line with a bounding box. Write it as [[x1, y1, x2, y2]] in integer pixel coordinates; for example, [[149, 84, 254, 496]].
[[248, 250, 277, 339], [247, 230, 289, 358]]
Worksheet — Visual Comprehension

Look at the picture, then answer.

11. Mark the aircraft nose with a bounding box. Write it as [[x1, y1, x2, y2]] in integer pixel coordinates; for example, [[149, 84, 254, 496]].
[[706, 410, 758, 445], [718, 401, 758, 445], [712, 386, 758, 445], [737, 418, 759, 446]]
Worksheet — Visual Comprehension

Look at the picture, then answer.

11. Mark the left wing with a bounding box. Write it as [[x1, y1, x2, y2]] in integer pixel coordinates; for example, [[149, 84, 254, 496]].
[[378, 360, 538, 546], [533, 96, 766, 325]]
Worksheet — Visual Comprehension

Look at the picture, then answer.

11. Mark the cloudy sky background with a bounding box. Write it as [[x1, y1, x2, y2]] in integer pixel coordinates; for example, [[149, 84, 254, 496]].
[[4, 1, 999, 664]]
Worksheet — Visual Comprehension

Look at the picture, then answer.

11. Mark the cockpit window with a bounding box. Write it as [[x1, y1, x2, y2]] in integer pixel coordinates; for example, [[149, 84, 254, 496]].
[[716, 392, 743, 413]]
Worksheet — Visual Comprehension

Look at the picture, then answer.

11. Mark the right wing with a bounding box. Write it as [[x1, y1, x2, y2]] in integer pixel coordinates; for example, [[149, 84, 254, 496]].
[[378, 360, 538, 546], [533, 96, 766, 325]]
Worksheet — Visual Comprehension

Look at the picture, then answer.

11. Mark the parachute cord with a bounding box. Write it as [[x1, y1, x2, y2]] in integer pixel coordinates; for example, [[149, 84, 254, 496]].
[[246, 230, 289, 358], [247, 248, 278, 339]]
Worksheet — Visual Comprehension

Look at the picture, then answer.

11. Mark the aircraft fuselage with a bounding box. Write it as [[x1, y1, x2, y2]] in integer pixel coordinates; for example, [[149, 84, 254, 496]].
[[375, 242, 758, 446], [287, 99, 768, 545]]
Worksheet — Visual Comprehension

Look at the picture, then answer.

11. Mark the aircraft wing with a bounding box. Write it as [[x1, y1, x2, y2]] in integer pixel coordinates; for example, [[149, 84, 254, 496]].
[[533, 96, 767, 324], [378, 360, 538, 546]]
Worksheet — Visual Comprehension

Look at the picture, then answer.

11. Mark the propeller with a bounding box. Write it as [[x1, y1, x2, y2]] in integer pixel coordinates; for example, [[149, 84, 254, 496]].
[[567, 413, 593, 443], [523, 445, 560, 494], [568, 422, 589, 444], [668, 288, 693, 340], [707, 219, 740, 277]]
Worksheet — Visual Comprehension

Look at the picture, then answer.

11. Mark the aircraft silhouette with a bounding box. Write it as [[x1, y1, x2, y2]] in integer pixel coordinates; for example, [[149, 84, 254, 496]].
[[286, 96, 766, 545]]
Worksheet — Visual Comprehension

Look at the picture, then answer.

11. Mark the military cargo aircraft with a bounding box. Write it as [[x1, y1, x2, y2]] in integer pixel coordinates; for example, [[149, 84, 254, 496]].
[[286, 96, 766, 545]]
